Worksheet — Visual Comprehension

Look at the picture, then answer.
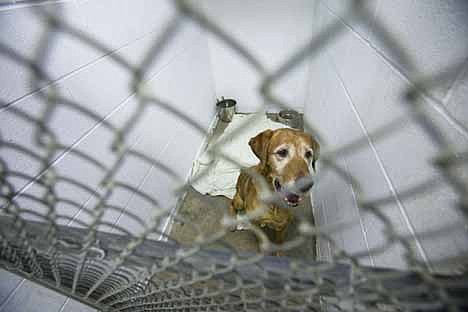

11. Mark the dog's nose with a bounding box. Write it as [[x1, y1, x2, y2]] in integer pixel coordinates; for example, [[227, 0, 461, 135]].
[[296, 176, 314, 193]]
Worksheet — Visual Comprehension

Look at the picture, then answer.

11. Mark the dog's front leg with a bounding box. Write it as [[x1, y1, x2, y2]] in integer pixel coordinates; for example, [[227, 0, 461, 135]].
[[229, 194, 250, 231], [273, 227, 287, 245], [272, 227, 288, 256]]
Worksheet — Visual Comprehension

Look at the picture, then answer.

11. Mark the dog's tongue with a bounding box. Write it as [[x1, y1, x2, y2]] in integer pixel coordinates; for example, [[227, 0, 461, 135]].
[[286, 193, 300, 204]]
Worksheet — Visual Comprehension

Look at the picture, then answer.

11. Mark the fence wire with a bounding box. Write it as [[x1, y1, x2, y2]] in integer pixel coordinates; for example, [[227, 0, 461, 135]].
[[0, 0, 467, 311]]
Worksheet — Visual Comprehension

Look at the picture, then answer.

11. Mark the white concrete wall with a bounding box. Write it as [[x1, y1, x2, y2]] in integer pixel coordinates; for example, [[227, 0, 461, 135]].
[[198, 0, 315, 112], [306, 0, 468, 270], [0, 0, 216, 310]]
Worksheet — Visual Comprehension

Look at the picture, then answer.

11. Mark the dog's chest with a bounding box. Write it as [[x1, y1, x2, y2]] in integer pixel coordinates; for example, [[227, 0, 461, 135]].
[[255, 206, 293, 231]]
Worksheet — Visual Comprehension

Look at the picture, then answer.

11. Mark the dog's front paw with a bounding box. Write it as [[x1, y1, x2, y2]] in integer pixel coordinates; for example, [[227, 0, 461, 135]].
[[274, 250, 285, 257], [228, 214, 250, 231], [235, 221, 250, 231]]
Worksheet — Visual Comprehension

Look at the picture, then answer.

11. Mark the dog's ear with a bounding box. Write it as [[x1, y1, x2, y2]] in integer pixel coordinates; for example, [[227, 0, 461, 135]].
[[302, 132, 320, 169], [311, 137, 320, 162], [249, 129, 273, 164], [308, 134, 320, 170]]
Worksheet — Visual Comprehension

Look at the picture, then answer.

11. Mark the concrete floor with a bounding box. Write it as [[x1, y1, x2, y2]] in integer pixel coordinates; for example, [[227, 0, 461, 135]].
[[169, 113, 316, 260]]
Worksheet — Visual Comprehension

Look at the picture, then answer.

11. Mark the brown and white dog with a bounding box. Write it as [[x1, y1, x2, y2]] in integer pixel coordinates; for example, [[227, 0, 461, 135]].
[[229, 128, 320, 249]]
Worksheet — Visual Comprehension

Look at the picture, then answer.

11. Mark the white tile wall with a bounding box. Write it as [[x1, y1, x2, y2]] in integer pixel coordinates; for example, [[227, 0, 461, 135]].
[[369, 0, 468, 99], [318, 0, 378, 40], [306, 0, 468, 271], [0, 279, 68, 312], [0, 270, 22, 306], [0, 0, 215, 311], [198, 0, 315, 112]]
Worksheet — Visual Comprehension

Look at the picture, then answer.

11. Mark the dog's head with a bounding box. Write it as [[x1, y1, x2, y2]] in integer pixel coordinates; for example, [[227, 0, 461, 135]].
[[249, 128, 320, 206]]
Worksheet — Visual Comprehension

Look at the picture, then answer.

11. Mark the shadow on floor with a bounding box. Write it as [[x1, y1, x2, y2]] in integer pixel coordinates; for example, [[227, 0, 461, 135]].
[[169, 186, 316, 260]]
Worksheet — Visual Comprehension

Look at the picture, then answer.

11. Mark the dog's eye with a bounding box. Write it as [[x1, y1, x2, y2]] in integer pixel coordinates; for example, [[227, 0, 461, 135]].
[[276, 149, 288, 158], [305, 151, 313, 159]]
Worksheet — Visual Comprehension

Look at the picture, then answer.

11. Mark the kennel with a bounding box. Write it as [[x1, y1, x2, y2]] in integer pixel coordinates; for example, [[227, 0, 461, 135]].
[[0, 0, 467, 311]]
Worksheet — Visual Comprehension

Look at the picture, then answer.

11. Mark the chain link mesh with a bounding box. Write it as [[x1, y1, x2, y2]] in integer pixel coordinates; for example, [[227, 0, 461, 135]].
[[1, 0, 467, 311]]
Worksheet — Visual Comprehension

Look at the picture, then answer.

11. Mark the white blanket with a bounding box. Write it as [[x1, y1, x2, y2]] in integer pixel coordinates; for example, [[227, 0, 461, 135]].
[[190, 114, 289, 199]]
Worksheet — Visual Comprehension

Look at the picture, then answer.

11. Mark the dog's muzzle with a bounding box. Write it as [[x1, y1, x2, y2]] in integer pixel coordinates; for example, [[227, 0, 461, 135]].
[[296, 176, 314, 193], [273, 176, 314, 206]]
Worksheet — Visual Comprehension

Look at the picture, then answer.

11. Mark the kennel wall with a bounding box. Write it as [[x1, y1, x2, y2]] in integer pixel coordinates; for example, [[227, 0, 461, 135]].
[[0, 0, 467, 311], [0, 1, 216, 311]]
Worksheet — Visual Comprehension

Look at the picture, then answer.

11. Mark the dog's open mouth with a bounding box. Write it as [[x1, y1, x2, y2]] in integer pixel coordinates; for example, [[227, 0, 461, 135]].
[[284, 193, 302, 206], [273, 178, 302, 206]]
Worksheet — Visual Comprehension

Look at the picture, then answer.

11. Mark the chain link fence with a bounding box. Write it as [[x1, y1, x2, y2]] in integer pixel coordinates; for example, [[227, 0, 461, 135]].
[[1, 0, 467, 311]]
